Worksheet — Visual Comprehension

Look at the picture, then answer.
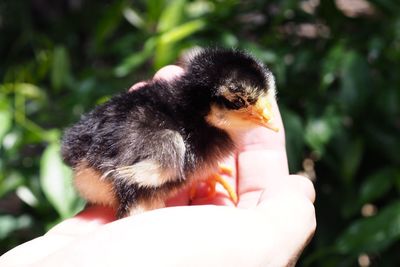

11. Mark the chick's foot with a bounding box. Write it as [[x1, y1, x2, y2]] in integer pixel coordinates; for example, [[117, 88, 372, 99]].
[[190, 164, 238, 204]]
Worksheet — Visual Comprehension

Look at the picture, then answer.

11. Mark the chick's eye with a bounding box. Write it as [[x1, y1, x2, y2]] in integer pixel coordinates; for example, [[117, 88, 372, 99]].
[[246, 95, 256, 104], [235, 97, 246, 108], [224, 97, 246, 109]]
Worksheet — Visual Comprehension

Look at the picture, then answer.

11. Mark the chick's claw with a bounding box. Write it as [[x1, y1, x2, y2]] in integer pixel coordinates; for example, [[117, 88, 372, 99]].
[[218, 164, 234, 177], [189, 165, 238, 204]]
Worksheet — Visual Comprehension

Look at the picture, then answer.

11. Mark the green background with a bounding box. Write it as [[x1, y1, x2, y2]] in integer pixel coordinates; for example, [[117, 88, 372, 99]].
[[1, 0, 399, 266]]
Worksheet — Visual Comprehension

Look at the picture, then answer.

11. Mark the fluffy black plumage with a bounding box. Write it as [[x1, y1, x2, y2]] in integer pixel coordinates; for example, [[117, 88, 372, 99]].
[[62, 48, 276, 217]]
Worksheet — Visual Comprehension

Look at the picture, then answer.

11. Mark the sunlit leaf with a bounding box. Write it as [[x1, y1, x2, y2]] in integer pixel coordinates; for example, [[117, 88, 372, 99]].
[[158, 19, 206, 45], [186, 1, 215, 17], [305, 119, 330, 155], [146, 0, 165, 23], [114, 38, 156, 77], [0, 172, 24, 198], [155, 19, 206, 68], [1, 83, 45, 100], [40, 142, 81, 218], [305, 107, 341, 156], [0, 215, 33, 239], [220, 32, 238, 47], [16, 185, 39, 207], [243, 43, 277, 64], [123, 7, 145, 29], [157, 0, 186, 33]]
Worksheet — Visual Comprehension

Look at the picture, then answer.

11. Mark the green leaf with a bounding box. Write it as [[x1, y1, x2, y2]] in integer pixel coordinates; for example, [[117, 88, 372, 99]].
[[16, 185, 39, 207], [123, 7, 145, 29], [146, 0, 165, 23], [243, 42, 277, 64], [114, 37, 156, 77], [305, 107, 341, 156], [51, 46, 70, 91], [359, 168, 397, 205], [155, 19, 206, 68], [40, 142, 81, 218], [2, 83, 45, 100], [335, 200, 400, 254], [186, 1, 215, 17], [158, 19, 206, 45], [0, 215, 33, 239], [305, 119, 330, 155], [157, 0, 186, 33], [0, 172, 24, 198], [0, 94, 12, 144], [220, 32, 238, 47], [320, 43, 345, 90]]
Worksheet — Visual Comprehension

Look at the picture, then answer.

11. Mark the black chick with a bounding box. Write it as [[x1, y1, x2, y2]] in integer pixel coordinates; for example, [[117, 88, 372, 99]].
[[61, 48, 277, 218]]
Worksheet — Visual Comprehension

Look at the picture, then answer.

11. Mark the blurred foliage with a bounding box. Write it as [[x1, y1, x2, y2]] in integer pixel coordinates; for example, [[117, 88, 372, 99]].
[[0, 0, 399, 265]]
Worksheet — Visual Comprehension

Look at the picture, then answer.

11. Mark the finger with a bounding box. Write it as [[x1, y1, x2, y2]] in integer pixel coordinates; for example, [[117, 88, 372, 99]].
[[237, 98, 289, 208], [46, 205, 116, 236], [154, 65, 184, 81], [165, 187, 190, 207], [257, 175, 316, 208], [33, 205, 315, 267], [289, 175, 316, 203], [286, 175, 316, 203], [0, 206, 116, 266], [128, 65, 184, 93], [128, 81, 147, 92]]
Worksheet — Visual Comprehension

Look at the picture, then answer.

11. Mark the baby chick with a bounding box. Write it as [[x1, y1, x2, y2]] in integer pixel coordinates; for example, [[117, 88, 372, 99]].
[[61, 48, 277, 218]]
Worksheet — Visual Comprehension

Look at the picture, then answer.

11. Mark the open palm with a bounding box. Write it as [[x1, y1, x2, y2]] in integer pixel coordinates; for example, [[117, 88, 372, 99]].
[[0, 66, 316, 267]]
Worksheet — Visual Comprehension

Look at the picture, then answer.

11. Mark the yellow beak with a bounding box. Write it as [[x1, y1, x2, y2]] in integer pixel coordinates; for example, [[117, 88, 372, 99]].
[[246, 96, 279, 132]]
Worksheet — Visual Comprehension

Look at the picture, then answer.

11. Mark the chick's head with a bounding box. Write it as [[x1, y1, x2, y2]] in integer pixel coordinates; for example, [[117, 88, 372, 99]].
[[190, 49, 278, 133]]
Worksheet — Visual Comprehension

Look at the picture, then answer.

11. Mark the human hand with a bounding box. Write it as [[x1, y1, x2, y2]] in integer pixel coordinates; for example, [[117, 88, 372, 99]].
[[0, 66, 316, 267]]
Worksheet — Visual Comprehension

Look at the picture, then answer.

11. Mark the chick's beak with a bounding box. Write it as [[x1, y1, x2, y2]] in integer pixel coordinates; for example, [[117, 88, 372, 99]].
[[247, 97, 279, 132]]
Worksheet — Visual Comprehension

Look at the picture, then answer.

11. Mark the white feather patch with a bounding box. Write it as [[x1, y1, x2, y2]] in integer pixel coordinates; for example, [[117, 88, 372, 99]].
[[115, 160, 178, 187]]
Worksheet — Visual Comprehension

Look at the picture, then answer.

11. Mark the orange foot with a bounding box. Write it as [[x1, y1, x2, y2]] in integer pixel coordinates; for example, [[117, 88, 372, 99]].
[[190, 164, 238, 204]]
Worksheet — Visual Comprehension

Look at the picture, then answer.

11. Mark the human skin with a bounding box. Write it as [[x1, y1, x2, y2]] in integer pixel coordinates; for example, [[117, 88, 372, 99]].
[[0, 65, 316, 267]]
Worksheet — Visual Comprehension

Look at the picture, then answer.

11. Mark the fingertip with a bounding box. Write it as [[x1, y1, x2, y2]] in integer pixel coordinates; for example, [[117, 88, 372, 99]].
[[75, 205, 117, 222], [154, 65, 184, 81], [128, 81, 147, 92], [45, 205, 116, 236], [291, 175, 316, 203], [128, 65, 184, 93]]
